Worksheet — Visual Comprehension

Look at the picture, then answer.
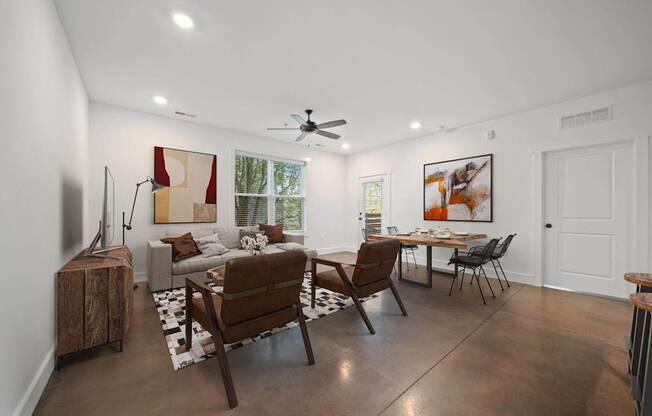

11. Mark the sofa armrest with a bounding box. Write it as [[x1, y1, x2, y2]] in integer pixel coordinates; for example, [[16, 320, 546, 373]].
[[147, 240, 172, 292], [283, 232, 304, 245]]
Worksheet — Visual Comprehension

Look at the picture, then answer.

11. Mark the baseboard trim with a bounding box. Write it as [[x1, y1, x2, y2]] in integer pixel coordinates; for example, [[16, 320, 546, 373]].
[[134, 271, 148, 283], [412, 255, 535, 285], [318, 245, 357, 254], [12, 344, 55, 416]]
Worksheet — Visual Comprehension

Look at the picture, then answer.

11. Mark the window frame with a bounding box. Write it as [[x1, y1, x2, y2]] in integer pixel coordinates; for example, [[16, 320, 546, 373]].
[[233, 151, 307, 232]]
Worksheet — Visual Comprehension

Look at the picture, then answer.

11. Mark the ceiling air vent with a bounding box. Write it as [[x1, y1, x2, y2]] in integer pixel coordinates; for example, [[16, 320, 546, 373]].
[[560, 106, 612, 129], [174, 111, 197, 118]]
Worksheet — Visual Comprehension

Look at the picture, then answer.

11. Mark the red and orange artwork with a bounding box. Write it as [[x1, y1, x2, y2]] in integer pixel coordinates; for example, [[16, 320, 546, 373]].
[[423, 154, 492, 222], [154, 146, 217, 224]]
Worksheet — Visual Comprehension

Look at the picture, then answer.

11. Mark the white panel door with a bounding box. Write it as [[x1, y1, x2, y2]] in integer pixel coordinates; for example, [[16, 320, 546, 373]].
[[358, 176, 388, 245], [543, 142, 632, 298]]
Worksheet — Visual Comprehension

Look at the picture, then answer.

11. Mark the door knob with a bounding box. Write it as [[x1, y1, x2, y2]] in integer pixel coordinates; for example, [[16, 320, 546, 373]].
[[545, 223, 552, 229]]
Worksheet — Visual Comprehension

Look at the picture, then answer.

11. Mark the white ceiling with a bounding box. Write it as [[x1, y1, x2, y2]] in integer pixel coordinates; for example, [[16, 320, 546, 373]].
[[54, 0, 652, 154]]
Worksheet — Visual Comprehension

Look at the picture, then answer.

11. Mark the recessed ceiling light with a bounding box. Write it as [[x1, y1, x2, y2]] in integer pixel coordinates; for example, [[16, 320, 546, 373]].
[[410, 121, 422, 130], [341, 143, 350, 150], [152, 95, 168, 105], [172, 12, 194, 30]]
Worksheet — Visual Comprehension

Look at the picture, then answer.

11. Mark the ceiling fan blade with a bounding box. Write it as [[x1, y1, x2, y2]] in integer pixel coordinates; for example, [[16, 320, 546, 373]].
[[316, 119, 347, 129], [291, 114, 307, 125], [295, 131, 309, 142], [315, 130, 340, 140], [267, 127, 300, 130]]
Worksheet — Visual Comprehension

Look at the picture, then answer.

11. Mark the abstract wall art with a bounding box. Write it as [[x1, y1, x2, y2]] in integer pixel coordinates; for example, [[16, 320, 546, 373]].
[[423, 154, 492, 222], [154, 146, 217, 223]]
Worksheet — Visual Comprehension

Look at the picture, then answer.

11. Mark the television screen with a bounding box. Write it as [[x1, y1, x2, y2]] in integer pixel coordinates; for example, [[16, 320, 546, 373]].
[[101, 166, 115, 248]]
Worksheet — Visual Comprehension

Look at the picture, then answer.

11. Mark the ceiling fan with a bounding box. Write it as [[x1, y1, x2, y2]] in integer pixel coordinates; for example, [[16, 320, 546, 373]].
[[267, 109, 347, 142]]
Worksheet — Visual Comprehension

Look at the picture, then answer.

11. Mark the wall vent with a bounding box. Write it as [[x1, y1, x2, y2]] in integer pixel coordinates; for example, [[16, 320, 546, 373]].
[[174, 111, 197, 118], [560, 106, 612, 129]]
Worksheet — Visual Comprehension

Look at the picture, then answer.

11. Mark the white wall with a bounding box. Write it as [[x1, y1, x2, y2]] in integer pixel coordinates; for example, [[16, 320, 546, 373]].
[[88, 103, 349, 277], [0, 1, 89, 415], [346, 81, 652, 285]]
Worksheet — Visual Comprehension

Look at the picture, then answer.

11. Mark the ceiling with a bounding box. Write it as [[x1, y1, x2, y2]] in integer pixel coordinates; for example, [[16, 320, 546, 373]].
[[54, 0, 652, 154]]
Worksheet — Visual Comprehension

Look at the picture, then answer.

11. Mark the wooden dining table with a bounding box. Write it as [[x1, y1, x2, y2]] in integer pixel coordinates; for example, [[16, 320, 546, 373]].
[[368, 233, 487, 288]]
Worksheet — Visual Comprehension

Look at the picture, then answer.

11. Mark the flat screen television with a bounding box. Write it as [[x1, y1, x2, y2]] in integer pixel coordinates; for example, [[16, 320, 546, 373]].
[[83, 166, 119, 258]]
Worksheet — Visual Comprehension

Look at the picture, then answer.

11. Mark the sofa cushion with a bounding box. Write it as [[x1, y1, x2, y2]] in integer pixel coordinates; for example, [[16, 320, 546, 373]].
[[275, 242, 306, 251], [259, 224, 283, 244], [161, 233, 201, 263], [261, 246, 285, 255], [220, 249, 254, 263], [173, 254, 225, 275]]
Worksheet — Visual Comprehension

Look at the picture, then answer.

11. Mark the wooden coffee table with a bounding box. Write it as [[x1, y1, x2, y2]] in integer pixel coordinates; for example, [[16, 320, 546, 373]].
[[207, 265, 226, 287]]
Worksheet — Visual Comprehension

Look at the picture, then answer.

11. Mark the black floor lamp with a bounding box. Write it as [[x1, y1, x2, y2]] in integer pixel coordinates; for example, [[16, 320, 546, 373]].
[[122, 176, 163, 290], [122, 176, 164, 246]]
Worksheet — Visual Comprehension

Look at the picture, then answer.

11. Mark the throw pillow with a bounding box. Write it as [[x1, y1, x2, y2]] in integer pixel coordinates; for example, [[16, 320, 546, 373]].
[[199, 242, 229, 258], [258, 224, 284, 244], [161, 232, 201, 262], [194, 233, 220, 248], [239, 229, 266, 248]]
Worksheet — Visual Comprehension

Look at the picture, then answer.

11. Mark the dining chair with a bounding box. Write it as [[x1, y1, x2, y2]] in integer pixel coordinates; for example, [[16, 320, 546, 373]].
[[387, 226, 417, 271], [448, 238, 500, 304], [185, 251, 314, 409], [491, 234, 516, 287], [310, 239, 407, 334], [461, 234, 516, 290]]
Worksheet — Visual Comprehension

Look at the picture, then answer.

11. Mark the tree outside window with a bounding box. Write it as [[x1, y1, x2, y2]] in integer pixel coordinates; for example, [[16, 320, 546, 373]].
[[234, 154, 305, 231]]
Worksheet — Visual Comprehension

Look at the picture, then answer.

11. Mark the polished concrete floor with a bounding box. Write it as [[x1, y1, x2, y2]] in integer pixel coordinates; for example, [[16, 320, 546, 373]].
[[35, 257, 632, 415]]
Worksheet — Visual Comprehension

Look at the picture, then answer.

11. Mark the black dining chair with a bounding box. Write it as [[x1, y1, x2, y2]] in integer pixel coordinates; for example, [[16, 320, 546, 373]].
[[461, 234, 516, 290], [448, 238, 500, 305], [491, 234, 516, 288], [387, 226, 417, 271]]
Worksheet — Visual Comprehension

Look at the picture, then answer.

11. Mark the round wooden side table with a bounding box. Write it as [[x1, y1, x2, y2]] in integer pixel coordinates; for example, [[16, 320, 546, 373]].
[[626, 273, 652, 414]]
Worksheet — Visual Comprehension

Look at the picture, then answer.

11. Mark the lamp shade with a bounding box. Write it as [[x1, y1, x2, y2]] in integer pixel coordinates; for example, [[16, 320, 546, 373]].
[[149, 177, 165, 193]]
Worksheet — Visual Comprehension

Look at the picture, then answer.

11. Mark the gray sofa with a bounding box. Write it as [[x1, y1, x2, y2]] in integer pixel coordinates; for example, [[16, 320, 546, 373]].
[[147, 226, 316, 292]]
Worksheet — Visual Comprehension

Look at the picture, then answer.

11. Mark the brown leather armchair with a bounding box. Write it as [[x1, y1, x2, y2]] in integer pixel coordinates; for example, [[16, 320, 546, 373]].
[[186, 251, 314, 409], [310, 240, 407, 335]]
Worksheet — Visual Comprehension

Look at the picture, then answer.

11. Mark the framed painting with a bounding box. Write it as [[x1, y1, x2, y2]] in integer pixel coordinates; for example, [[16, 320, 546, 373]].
[[154, 146, 217, 224], [423, 154, 492, 222]]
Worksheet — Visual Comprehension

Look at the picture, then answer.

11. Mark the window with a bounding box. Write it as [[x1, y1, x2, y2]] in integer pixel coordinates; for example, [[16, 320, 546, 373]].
[[234, 153, 305, 231]]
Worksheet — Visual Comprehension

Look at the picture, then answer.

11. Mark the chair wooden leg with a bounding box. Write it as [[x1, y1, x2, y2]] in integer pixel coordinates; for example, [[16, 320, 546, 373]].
[[185, 284, 193, 351], [201, 289, 238, 408], [459, 268, 466, 290], [491, 260, 504, 291], [389, 280, 408, 316], [350, 291, 375, 334], [213, 332, 238, 409], [296, 301, 315, 365], [310, 261, 317, 309], [480, 266, 496, 298]]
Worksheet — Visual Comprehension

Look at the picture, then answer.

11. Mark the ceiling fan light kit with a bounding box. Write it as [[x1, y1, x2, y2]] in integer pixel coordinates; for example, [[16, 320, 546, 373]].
[[267, 109, 347, 142]]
